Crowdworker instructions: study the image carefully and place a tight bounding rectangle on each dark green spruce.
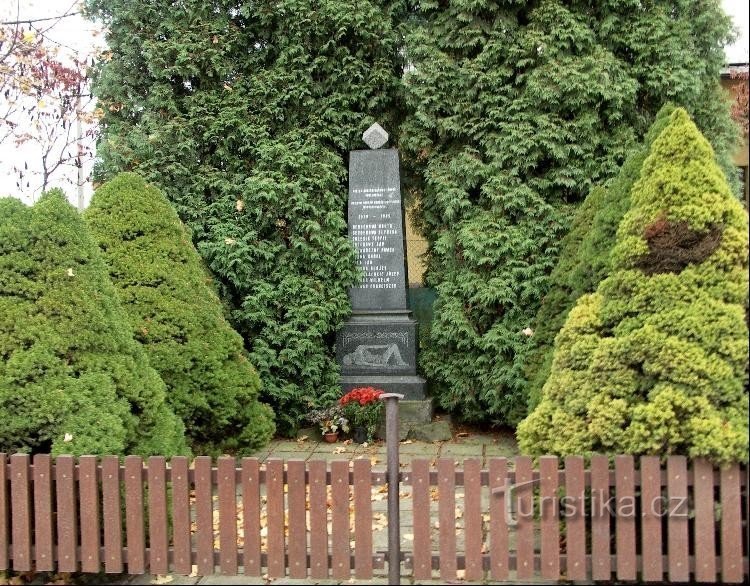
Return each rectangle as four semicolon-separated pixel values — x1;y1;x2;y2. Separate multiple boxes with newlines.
0;191;188;456
86;173;275;454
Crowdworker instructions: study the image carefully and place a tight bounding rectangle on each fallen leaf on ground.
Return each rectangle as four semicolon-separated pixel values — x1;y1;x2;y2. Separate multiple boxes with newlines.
150;576;173;585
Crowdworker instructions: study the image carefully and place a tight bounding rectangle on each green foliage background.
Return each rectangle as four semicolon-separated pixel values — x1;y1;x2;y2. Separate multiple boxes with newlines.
518;110;749;464
85;0;406;433
524;103;677;411
85;173;275;454
400;0;739;425
0;191;188;457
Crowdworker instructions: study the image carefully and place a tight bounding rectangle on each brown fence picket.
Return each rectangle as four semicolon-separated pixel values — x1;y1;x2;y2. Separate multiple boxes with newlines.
170;456;191;575
241;458;261;576
488;457;508;581
308;459;328;578
56;455;78;573
266;458;285;578
353;458;373;579
0;454;7;571
79;455;101;573
667;456;689;582
411;458;431;580
32;454;54;571
564;456;586;581
437;458;457;581
540;456;559;580
463;458;482;582
693;458;717;583
330;459;350;580
217;456;238;575
720;464;743;583
101;456;123;573
287;459;307;578
614;455;635;581
124;456;145;574
10;454;31;572
194;456;214;576
590;454;610;581
515;456;534;579
640;456;663;582
148;456;168;575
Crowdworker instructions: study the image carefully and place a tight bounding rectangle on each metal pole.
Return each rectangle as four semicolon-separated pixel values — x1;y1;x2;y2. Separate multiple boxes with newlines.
380;392;403;585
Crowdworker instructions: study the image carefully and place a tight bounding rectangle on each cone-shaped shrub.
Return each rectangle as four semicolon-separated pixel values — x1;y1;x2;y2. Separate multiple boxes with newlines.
86;173;275;453
0;191;188;456
524;104;677;411
518;109;749;464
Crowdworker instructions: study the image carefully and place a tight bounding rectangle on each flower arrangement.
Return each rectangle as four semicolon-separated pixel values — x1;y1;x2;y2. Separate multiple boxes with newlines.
307;405;350;436
339;387;384;443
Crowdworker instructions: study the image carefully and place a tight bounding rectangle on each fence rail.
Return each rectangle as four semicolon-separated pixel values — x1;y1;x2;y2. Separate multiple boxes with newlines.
1;452;748;583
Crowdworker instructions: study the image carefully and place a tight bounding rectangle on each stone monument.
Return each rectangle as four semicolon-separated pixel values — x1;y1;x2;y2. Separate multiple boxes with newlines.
336;123;434;437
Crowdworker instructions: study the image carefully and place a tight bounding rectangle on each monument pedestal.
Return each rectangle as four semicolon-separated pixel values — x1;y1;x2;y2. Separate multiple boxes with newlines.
337;309;427;400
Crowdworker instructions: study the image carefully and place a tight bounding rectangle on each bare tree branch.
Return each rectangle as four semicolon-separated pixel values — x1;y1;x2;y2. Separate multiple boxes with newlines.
1;12;82;27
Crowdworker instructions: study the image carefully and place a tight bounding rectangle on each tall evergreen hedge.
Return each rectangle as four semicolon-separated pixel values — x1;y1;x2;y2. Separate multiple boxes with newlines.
518;109;749;464
0;191;188;457
85;0;406;433
401;0;739;425
86;173;275;454
524;104;676;411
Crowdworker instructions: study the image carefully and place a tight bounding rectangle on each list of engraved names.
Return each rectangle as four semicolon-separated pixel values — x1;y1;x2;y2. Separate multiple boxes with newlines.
350;186;400;289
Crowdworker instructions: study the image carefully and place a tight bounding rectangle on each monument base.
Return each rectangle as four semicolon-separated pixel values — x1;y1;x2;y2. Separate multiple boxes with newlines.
341;374;427;400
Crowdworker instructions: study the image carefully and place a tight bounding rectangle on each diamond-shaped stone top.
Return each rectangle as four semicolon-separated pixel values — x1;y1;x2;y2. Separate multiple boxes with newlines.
362;123;389;149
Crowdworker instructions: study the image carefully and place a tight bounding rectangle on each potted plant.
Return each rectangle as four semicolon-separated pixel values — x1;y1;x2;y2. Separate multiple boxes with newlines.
339;387;384;443
307;405;350;442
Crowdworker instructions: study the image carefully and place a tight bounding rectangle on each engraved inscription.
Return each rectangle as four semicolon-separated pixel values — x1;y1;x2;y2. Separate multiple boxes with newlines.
350;186;401;290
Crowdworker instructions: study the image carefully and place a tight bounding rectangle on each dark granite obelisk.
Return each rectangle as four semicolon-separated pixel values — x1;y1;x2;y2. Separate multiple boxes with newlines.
336;124;428;407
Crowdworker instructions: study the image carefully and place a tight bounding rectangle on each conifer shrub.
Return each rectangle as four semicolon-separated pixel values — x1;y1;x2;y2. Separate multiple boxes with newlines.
401;0;738;426
525;104;676;411
0;191;188;457
85;0;405;433
518;110;749;464
86;173;275;453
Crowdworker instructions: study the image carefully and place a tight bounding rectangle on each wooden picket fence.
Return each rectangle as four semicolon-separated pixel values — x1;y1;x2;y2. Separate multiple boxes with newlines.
1;453;748;583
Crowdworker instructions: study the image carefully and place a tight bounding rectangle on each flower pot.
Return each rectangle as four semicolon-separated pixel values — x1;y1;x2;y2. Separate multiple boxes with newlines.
353;426;368;444
323;432;339;443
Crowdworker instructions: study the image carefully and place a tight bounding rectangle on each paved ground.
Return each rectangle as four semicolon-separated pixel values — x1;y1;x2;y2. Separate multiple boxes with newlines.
255;427;518;468
102;429;522;586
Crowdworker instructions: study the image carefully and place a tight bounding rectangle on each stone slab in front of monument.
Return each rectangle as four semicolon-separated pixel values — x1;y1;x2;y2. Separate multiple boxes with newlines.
336;123;433;433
